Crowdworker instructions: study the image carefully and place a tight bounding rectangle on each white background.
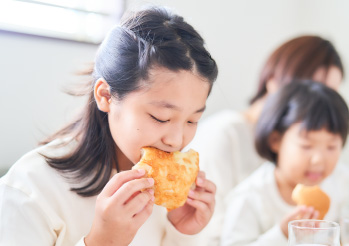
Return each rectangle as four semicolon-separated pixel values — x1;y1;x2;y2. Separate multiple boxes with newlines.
1;0;349;174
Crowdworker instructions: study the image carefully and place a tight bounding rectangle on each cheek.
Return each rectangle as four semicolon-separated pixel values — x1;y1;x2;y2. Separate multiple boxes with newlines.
324;150;341;174
279;159;304;174
183;125;197;147
278;143;298;164
278;145;308;175
107;111;145;159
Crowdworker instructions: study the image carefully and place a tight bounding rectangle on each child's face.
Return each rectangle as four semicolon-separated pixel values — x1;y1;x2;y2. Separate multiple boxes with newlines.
108;67;210;165
273;123;343;187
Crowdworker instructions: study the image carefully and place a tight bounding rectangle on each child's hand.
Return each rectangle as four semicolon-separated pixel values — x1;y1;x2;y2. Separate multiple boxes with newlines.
85;169;154;246
167;171;216;235
280;205;319;237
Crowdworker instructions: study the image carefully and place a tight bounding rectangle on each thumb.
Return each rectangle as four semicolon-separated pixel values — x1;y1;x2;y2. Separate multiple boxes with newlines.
280;206;307;237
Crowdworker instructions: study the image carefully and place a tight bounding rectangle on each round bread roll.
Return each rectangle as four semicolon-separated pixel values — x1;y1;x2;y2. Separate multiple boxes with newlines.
291;184;330;219
132;147;199;211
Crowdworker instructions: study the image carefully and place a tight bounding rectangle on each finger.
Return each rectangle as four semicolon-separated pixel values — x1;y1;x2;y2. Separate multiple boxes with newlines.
295;206;307;219
102;169;146;197
288;205;307;220
192;171;205;192
311;210;319;220
197;171;206;180
124;189;155;215
186;197;209;214
188;189;215;209
188;191;214;212
300;207;315;219
196;177;216;194
133;199;154;226
113;178;154;203
195;171;205;188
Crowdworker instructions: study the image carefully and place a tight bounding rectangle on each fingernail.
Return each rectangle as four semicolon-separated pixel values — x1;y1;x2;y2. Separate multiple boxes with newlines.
137;169;145;175
187;198;193;202
148;189;154;195
188;190;195;197
147;178;154;185
197;177;204;185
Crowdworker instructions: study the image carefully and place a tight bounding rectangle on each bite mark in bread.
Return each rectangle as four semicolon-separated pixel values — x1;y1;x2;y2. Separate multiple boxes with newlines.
132;147;199;211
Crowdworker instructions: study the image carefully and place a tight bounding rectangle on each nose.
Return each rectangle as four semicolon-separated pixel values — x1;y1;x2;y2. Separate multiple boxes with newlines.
162;124;184;150
310;150;325;167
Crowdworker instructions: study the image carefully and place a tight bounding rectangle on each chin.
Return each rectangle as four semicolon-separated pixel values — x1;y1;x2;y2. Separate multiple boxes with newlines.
303;178;323;186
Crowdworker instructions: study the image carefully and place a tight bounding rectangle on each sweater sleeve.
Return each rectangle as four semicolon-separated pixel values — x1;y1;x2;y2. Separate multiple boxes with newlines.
221;190;287;246
75;238;86;246
188;114;240;246
0;182;56;245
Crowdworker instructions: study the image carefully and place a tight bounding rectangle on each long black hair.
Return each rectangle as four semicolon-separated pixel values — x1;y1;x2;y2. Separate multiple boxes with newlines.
40;7;218;197
255;80;349;164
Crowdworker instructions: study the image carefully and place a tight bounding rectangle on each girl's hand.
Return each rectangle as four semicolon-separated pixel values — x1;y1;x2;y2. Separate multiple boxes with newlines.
167;171;216;235
280;205;319;237
85;169;155;246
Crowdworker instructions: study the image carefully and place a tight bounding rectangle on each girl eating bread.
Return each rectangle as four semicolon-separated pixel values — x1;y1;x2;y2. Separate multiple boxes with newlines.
0;6;218;246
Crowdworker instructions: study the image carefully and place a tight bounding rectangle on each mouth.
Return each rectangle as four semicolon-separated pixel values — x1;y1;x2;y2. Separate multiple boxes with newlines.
305;171;323;182
137;147;170;164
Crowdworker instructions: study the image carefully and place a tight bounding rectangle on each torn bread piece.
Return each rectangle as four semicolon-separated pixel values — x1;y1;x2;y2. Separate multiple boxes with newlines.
292;184;330;219
132;147;199;211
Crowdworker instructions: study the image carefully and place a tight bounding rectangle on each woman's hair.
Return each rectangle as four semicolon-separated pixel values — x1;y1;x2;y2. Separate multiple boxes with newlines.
255;80;349;164
40;6;218;197
250;35;344;104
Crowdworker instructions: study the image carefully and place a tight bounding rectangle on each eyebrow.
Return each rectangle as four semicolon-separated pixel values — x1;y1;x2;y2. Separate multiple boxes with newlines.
149;101;206;114
299;130;341;141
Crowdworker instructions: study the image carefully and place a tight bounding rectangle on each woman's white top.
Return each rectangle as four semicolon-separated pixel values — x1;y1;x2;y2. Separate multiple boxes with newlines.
0;140;203;245
187;109;264;245
221;162;349;246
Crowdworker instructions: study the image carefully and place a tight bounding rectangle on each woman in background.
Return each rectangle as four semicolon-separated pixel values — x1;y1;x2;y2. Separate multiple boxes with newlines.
188;35;344;245
221;80;349;245
0;6;218;246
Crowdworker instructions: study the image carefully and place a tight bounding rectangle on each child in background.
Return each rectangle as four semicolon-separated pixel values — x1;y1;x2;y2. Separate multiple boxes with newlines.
188;35;344;246
221;80;349;246
0;6;218;246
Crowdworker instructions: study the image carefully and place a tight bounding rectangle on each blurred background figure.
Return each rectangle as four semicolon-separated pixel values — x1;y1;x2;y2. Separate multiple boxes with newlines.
221;80;349;245
188;35;344;245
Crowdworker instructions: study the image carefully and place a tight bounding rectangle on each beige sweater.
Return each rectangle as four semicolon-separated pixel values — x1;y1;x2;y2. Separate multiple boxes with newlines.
222;162;349;246
0;140;202;246
187;109;264;246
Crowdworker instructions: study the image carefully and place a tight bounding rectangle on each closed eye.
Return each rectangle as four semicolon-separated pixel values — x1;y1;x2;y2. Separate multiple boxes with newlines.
301;145;311;150
188;121;198;125
150;114;169;123
327;145;338;151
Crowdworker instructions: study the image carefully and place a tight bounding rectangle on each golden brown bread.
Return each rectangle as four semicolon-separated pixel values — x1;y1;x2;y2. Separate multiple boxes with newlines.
132;147;199;211
291;184;330;219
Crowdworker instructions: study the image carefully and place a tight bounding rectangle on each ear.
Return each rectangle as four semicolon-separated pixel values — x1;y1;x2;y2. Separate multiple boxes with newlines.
94;78;112;113
268;131;282;153
266;77;279;94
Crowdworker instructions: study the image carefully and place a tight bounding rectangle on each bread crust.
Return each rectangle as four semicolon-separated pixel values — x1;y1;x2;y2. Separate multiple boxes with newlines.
291;184;330;219
132;147;199;211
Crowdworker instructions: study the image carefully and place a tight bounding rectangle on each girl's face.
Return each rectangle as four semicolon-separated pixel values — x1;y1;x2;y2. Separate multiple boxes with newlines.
273;123;343;187
107;67;210;166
